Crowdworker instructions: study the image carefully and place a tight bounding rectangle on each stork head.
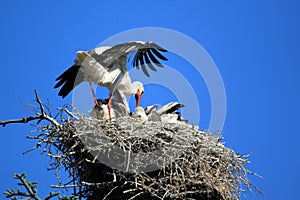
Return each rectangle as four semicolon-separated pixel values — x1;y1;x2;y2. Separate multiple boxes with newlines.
132;106;148;122
76;51;89;61
132;81;144;108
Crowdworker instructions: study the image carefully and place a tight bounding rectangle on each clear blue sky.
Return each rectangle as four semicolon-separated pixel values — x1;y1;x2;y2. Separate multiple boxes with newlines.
1;1;299;199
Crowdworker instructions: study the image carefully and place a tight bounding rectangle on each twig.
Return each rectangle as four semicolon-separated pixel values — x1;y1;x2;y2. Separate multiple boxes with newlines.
0;90;62;129
57;107;79;120
128;191;143;200
15;173;40;200
34;90;61;129
103;185;119;200
1;116;43;127
126;143;132;172
50;184;81;189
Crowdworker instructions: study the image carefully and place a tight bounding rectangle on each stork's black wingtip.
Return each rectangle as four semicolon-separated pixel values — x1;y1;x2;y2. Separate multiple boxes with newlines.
157;48;168;52
59;94;66;99
57;91;66;99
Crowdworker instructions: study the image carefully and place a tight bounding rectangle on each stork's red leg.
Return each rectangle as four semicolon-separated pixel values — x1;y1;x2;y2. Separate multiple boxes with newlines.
88;76;98;106
107;93;113;121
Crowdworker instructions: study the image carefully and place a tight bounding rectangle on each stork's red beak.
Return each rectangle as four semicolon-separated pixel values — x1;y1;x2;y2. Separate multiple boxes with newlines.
135;89;142;107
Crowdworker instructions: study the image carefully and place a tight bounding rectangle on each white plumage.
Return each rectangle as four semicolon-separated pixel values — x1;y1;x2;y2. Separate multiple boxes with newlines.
54;41;168;120
131;106;149;122
132;102;186;124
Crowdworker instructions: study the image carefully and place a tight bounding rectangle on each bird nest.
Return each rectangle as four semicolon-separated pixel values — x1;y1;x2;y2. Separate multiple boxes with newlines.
25;104;261;200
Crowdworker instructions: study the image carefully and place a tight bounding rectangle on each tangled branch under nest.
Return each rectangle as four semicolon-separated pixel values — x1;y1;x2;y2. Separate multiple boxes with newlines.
1;91;262;199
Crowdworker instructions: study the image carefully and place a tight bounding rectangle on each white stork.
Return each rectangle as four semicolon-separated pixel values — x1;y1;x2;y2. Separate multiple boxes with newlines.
132;102;186;123
54;41;168;120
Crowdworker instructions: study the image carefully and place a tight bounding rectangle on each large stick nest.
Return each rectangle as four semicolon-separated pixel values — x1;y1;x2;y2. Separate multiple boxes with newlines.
27;104;261;200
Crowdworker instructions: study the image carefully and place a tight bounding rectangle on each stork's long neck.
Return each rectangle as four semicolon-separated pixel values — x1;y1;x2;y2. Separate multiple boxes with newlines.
115;71;133;96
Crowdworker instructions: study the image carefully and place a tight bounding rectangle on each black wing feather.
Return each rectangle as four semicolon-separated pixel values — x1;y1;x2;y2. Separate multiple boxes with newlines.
138;51;150;77
133;50;141;70
165;103;185;114
147;49;164;68
144;51;157;72
150;43;168;52
150;48;168;61
54;64;84;98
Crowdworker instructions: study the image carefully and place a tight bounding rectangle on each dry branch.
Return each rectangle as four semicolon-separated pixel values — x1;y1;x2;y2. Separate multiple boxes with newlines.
0;90;61;129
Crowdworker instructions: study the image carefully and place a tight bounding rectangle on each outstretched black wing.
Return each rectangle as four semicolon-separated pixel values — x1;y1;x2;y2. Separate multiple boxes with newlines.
54;64;85;98
89;41;168;77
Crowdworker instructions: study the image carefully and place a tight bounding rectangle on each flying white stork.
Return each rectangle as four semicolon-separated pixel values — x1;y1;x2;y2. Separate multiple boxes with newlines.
54;41;168;120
